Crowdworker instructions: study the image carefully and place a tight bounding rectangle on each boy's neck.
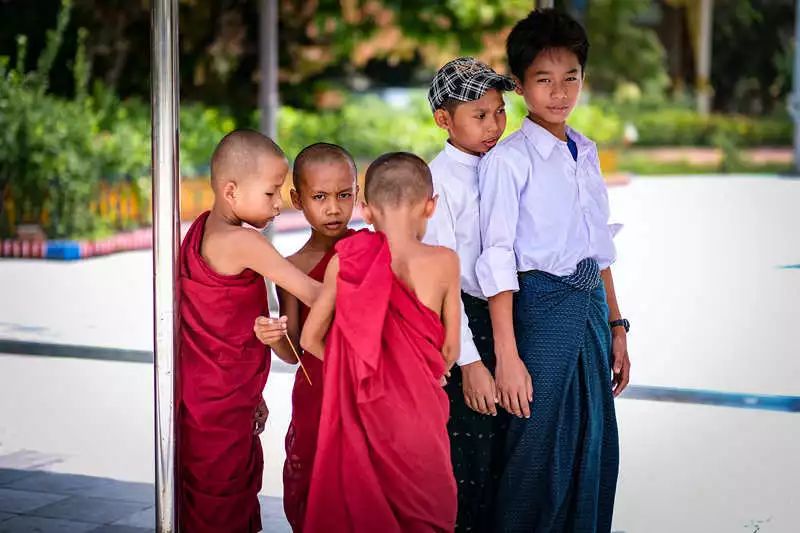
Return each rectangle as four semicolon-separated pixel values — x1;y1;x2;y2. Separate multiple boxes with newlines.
374;211;420;253
527;113;568;142
306;227;347;252
447;138;482;157
208;201;242;227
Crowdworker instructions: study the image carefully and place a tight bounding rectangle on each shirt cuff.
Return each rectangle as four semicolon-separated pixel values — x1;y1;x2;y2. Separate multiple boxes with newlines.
476;247;519;297
456;338;481;366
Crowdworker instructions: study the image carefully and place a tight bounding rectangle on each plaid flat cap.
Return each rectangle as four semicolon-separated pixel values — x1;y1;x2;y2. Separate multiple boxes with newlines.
427;57;516;112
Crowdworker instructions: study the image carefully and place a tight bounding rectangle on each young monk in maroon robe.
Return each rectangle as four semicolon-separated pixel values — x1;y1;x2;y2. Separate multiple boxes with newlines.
179;129;321;533
251;142;358;532
300;152;461;533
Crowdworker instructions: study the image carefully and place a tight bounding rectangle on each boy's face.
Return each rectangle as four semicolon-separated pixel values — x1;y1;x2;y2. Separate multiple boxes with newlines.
229;154;288;229
290;160;357;238
515;47;583;129
434;88;506;156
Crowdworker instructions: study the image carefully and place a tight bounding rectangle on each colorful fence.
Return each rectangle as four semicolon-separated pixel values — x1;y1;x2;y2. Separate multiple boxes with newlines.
1;155;628;260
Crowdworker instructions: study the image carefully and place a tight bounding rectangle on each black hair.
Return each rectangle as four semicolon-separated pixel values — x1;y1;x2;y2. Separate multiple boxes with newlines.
440;97;470;115
506;8;589;81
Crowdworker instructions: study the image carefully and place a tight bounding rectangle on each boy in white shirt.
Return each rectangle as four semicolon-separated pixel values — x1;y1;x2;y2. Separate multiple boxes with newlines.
476;9;631;532
423;57;516;533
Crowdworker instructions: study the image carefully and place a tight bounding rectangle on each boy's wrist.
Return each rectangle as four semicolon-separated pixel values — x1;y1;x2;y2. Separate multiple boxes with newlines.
494;340;519;360
460;360;487;373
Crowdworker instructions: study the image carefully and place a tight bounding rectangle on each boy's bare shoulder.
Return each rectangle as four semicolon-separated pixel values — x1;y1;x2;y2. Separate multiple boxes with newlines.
201;224;267;274
219;225;273;252
418;243;459;274
289;241;329;274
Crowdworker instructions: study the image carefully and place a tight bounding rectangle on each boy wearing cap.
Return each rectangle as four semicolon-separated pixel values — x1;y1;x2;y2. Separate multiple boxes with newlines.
424;57;516;533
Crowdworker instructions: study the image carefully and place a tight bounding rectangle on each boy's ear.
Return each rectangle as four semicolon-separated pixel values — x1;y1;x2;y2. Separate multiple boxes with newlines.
512;75;524;95
360;202;374;226
223;181;237;203
433;108;451;131
289;188;302;210
424;194;438;219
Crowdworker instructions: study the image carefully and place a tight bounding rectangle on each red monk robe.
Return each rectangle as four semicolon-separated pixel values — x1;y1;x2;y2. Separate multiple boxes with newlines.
304;230;457;533
283;229;355;532
178;211;269;533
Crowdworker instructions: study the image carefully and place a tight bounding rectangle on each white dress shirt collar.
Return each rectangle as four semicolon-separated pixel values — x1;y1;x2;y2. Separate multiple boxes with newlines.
444;140;481;168
520;117;594;160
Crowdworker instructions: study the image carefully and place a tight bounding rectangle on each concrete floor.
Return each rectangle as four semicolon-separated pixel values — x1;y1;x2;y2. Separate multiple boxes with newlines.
1;176;799;532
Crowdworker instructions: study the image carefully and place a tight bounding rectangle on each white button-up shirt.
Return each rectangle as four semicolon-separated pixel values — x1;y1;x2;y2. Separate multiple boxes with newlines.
476;118;621;297
423;142;483;367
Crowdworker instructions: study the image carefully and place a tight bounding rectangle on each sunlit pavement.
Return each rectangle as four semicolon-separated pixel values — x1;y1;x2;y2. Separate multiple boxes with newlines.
1;176;799;532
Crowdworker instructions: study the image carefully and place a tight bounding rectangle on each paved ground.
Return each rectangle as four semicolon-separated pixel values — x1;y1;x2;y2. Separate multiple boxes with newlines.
1;176;799;531
0;467;288;532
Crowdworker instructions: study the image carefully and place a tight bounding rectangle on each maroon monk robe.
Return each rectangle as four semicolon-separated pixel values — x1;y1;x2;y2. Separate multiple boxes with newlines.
283;229;355;532
304;230;457;533
178;211;269;533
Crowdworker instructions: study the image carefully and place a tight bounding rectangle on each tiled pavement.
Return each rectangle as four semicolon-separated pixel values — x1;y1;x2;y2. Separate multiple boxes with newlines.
0;468;290;533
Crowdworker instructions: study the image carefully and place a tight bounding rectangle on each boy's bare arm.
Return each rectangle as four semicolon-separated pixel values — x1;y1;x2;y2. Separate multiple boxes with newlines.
489;291;532;419
439;250;461;370
235;229;321;307
601;267;631;396
300;256;339;359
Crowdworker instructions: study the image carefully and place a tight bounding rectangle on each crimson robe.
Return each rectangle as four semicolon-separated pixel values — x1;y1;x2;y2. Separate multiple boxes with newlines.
283;230;355;532
304;230;457;533
178;211;269;532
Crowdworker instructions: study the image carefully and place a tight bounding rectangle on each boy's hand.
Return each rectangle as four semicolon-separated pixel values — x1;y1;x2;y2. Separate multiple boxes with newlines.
253;398;268;435
461;361;498;416
495;351;533;419
253;316;288;346
439;368;451;387
611;330;631;397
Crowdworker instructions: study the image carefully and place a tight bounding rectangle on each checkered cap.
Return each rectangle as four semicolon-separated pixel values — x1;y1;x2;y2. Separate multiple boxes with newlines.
428;57;516;112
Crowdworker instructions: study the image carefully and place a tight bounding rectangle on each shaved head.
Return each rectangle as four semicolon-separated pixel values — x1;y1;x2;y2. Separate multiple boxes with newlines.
210;129;286;190
293;143;357;191
364;152;433;208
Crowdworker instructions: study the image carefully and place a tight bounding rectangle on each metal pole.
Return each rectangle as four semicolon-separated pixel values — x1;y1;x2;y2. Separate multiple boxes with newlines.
791;0;800;173
151;0;180;531
696;0;714;115
259;0;278;139
259;0;280;313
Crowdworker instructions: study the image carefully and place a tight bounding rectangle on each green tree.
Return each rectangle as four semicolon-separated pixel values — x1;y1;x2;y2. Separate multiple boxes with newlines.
584;0;669;95
710;0;794;113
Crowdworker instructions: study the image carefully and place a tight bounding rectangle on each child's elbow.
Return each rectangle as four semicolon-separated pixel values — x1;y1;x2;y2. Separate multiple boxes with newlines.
442;343;459;367
299;330;322;359
299;330;313;354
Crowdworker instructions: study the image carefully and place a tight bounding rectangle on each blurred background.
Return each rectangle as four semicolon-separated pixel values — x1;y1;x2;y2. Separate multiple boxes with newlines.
0;1;798;532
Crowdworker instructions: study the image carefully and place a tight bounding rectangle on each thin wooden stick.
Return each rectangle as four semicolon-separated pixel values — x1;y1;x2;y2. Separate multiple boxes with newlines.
284;332;312;386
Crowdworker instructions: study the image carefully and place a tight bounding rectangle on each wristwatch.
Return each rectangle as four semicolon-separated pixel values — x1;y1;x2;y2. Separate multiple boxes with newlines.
609;318;630;333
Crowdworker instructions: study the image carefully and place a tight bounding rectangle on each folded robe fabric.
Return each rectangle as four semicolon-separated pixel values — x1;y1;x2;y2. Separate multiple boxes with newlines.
304;229;457;533
178;211;269;533
284;229;355;532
